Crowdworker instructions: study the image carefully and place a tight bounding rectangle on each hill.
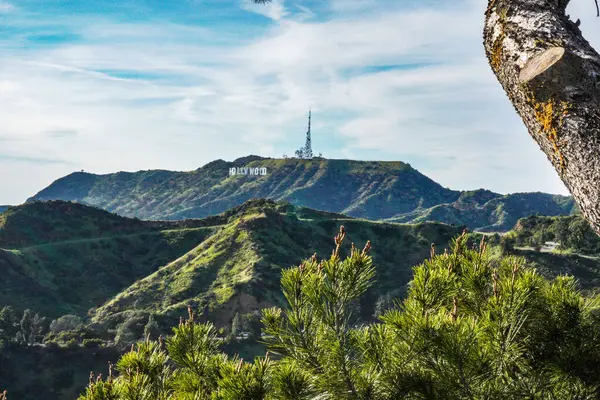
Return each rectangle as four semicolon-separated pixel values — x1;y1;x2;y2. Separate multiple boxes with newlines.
28;157;575;231
0;201;149;248
0;201;217;317
390;191;577;231
508;214;600;255
0;199;466;399
0;199;598;399
0;199;462;322
90;200;465;330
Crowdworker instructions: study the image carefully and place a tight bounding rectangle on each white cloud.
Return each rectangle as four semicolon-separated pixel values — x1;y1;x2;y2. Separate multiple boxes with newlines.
242;0;288;21
294;4;315;20
3;0;595;204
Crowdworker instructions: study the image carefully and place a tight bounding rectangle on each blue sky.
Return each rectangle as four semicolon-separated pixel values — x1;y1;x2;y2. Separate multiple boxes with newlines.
1;0;597;204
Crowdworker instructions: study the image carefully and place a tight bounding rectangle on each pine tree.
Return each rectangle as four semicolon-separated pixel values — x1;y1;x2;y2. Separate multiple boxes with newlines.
30;313;48;344
0;306;18;343
19;309;34;346
231;312;244;336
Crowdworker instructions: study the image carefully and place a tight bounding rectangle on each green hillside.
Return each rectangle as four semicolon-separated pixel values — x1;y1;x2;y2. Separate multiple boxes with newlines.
0;199;591;332
0;199;597;399
0;199;465;399
28;156;575;231
392;191;577;232
0;345;121;400
508;214;600;255
0;199;462;323
0;201;217;317
90;199;466;330
0;201;149;247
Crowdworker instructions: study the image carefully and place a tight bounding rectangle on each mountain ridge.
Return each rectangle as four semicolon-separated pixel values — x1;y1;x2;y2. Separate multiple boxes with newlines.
84;199;466;328
29;156;576;231
0;198;464;324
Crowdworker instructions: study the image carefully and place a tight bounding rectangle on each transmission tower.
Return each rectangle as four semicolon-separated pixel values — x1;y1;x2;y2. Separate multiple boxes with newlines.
293;108;315;159
303;108;313;159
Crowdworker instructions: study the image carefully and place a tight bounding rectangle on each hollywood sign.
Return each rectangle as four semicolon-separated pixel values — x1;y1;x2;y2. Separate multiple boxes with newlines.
229;167;268;176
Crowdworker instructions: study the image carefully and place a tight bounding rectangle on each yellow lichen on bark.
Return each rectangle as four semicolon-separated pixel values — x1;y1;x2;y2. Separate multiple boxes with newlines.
489;7;508;72
490;31;505;71
532;99;570;171
534;101;555;133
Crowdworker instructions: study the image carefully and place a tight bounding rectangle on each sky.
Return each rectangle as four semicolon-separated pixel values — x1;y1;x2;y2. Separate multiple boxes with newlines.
1;0;599;204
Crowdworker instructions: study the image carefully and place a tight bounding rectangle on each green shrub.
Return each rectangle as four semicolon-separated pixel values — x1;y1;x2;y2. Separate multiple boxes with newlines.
49;315;84;334
143;314;160;341
44;340;60;350
82;338;104;348
114;313;146;347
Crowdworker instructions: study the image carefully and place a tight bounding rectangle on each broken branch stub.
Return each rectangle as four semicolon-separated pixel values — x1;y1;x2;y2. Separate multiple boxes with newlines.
519;47;593;104
519;47;565;84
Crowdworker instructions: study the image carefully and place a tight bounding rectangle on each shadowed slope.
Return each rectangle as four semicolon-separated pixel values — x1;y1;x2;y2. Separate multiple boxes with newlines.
0;201;220;317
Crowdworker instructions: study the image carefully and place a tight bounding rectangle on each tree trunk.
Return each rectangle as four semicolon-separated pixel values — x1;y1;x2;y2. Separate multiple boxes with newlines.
483;0;600;235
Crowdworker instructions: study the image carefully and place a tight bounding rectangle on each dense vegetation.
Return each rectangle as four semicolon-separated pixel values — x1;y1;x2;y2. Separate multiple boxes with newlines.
509;214;600;255
0;305;124;399
0;200;598;398
29;156;575;231
77;229;600;399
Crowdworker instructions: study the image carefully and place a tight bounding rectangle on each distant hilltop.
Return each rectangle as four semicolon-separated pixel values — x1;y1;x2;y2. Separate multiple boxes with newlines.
28;156;576;231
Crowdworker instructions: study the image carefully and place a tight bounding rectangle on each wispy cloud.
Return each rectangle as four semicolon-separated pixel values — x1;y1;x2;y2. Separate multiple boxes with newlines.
45;129;79;138
0;1;15;12
1;0;595;204
0;152;74;165
242;0;288;20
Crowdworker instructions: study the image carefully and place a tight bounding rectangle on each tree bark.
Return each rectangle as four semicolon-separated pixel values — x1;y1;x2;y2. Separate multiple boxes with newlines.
483;0;600;235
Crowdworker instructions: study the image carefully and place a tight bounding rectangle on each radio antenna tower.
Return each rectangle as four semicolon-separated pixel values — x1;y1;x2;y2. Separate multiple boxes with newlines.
303;108;313;158
294;108;315;159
